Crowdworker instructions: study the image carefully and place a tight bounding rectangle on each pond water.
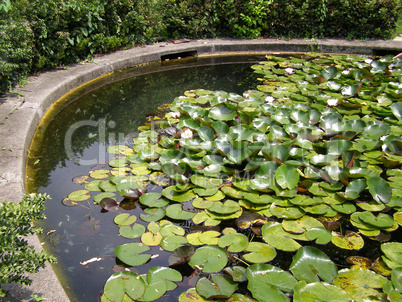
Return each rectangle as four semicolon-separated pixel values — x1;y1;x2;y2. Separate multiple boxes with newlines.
27;55;265;301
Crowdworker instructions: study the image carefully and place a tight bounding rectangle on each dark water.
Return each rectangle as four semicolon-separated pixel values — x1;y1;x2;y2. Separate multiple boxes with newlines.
27;55;263;301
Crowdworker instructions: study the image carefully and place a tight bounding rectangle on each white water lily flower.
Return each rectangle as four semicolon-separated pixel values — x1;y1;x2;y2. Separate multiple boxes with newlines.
364;58;373;64
170;111;181;119
285;67;294;74
342;70;350;75
399;83;402;89
265;96;275;103
327;98;338;106
380;135;388;141
181;128;193;139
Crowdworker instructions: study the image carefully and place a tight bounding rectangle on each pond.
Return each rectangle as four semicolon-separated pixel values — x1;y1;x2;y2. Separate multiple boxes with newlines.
26;54;265;301
27;53;402;302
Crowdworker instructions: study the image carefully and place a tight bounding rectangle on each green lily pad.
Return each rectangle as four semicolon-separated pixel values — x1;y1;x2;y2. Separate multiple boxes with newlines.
262;222;302;252
196;274;238;299
114;243;151;267
290;246;337;283
141;231;162;246
107;145;132;155
140;208;166;222
209;105;237;121
162;186;196;202
178;288;210;302
224;266;248;282
218;233;249;252
93;192;116;204
381;242;402;269
85;180;102;191
165;204;196;220
305;227;332;244
367;176;392;204
246;263;297;302
188;245;228;273
357;211;395;229
282;216;323;234
190;174;223;189
103;271;146;301
270;204;305;219
161;235;188;252
68;189;91;202
331;231;364;250
114;213;137;226
119;223;146;239
275;165;300;190
89;169;110;179
243;242;277;264
208;199;241;215
139;192;169;208
140;266;182;301
199;230;221;245
333;268;388;301
293;281;351;302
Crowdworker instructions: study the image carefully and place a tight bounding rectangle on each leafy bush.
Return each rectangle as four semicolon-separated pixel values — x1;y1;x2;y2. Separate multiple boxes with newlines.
0;0;400;94
0;193;56;297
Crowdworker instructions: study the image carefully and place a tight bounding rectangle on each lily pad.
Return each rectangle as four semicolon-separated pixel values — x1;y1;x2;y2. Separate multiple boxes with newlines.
103;271;146;301
114;243;151;267
262;222;302;252
114;213;137;226
305;227;332;244
331;231;364;250
289;246;337;283
196;274;238;299
139;192;169;208
246;264;297;302
367;176;392;204
140;208;166;222
243;242;277;264
161;235;188;252
333;268;388;301
166;204;196;220
68;189;91;202
293;281;351;302
188;245;228;273
119;223;146;239
218;233;249;252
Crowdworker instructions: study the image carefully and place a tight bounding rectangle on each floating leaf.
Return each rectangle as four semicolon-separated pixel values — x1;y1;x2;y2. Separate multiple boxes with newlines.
331;231;364;250
114;243;151;266
381;242;402;269
166;204;196;220
275;165;300;190
188;245;228;273
168;246;196;266
139;193;169;208
333;268;388;301
89;169;110;179
367;176;392;204
119;223;146;239
246;264;297;302
141;231;162;246
162;186;196;202
140;208;166;222
100;198;118;212
68;189;91;202
103;271;146;301
196;274;238;299
243;242;277;264
114;213;137;226
224;266;248;282
293;281;351;302
161;235;188;252
262;222;302;252
218;233;249;252
290;246;337;283
305;227;332;244
209;105;237;121
93;192;116;204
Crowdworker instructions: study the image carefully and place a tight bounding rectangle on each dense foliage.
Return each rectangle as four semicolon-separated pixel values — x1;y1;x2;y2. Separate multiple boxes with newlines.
0;0;400;94
0;193;56;297
63;53;402;301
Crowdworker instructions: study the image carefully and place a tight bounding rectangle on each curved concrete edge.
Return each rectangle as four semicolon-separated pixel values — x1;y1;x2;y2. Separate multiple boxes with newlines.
0;38;400;301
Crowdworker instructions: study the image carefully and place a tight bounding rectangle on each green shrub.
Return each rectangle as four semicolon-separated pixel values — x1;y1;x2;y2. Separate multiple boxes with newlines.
0;20;33;93
0;0;400;95
0;193;56;297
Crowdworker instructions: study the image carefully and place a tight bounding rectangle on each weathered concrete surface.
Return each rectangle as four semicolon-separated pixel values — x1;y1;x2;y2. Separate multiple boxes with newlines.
0;38;400;301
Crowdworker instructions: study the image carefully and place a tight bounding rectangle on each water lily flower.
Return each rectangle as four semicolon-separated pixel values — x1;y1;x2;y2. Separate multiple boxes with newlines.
380;135;388;141
327;98;338;107
265;96;275;103
342;70;350;75
170;111;181;119
181;128;193;139
285;67;294;74
399;83;402;89
364;58;373;64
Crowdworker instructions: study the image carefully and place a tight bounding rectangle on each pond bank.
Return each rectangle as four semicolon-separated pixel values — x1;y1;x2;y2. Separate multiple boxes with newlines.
0;38;401;302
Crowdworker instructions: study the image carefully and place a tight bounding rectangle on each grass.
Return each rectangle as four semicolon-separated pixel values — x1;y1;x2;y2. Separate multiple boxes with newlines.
397;12;402;36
